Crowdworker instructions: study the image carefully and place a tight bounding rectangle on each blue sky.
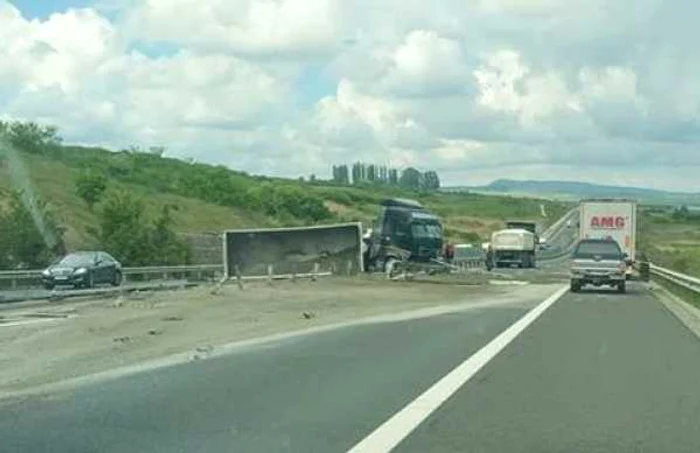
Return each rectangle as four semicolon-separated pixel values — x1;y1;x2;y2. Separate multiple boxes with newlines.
2;0;700;190
10;0;94;19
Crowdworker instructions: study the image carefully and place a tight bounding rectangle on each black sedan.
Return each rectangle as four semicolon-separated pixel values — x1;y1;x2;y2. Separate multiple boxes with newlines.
42;251;123;290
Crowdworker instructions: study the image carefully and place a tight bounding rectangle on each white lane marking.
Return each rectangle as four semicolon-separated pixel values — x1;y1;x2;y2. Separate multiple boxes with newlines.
347;285;569;453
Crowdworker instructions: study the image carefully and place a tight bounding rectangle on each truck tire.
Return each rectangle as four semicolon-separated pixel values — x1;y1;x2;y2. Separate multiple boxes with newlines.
384;258;400;278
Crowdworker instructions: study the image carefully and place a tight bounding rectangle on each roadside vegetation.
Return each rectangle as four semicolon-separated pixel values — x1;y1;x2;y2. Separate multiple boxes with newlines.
0;120;569;270
639;205;700;276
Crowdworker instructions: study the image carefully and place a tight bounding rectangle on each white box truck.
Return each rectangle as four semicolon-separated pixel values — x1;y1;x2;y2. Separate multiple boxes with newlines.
490;229;536;268
579;198;637;276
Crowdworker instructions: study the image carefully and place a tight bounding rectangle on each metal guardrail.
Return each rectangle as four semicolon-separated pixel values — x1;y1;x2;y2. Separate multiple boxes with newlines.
650;264;700;294
0;264;224;290
541;208;577;241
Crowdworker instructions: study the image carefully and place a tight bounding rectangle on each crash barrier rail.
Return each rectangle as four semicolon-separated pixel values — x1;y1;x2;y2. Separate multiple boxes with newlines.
538;238;579;261
649;263;700;294
0;264;224;290
452;258;486;271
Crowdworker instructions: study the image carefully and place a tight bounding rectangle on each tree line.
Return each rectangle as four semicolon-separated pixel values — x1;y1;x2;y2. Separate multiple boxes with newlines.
332;162;441;191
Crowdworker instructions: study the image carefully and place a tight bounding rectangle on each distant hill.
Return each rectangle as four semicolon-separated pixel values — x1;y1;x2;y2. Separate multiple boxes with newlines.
443;179;700;206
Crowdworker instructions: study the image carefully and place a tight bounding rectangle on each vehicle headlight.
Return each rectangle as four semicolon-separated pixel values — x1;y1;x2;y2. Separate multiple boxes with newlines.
42;269;51;276
74;267;88;275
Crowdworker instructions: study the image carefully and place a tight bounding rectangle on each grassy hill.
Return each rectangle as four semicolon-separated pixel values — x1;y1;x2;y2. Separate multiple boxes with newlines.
0;127;571;263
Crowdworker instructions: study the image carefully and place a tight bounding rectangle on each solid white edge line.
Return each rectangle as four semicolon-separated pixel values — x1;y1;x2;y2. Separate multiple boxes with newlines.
346;285;570;453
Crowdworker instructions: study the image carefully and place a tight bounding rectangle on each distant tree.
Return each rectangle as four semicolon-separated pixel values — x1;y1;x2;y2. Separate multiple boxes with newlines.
75;171;108;210
0;190;64;269
399;167;422;190
673;205;691;220
422;171;441;190
0;121;62;154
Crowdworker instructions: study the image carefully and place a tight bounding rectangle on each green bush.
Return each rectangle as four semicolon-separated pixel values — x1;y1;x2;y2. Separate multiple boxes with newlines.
94;189;191;266
0;190;65;269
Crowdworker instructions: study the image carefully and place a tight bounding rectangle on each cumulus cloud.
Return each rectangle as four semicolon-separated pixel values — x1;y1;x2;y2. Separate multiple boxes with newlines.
125;0;345;59
1;0;700;190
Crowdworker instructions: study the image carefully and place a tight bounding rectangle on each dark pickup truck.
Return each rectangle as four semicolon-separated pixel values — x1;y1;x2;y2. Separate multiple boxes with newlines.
570;238;628;293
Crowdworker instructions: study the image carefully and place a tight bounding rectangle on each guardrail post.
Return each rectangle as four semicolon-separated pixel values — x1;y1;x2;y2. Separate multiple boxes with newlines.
346;260;353;276
312;263;319;281
267;265;273;286
11;278;17;290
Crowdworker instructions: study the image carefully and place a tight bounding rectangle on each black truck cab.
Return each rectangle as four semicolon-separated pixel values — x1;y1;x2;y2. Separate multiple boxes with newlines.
364;198;444;272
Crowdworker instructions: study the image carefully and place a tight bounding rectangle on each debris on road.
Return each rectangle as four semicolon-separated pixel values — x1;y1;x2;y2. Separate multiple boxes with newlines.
162;315;184;322
0;278;559;395
191;345;215;361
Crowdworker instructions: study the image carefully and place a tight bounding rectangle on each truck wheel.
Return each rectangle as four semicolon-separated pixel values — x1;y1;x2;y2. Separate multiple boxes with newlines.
618;281;626;294
570;281;581;293
384;258;400;278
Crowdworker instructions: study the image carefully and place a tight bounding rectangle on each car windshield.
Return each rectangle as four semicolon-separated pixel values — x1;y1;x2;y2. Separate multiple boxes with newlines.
411;222;442;238
57;253;95;267
574;241;622;259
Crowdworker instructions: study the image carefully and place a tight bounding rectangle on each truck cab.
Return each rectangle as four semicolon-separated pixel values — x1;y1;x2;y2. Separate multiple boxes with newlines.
365;198;444;272
505;220;539;244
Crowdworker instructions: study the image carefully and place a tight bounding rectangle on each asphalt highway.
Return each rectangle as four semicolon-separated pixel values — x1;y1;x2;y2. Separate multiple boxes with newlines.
3;283;700;452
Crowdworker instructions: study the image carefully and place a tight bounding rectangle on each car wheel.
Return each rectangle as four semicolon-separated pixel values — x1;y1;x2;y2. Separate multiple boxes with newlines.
85;272;95;289
618;281;626;294
112;271;123;287
44;283;55;291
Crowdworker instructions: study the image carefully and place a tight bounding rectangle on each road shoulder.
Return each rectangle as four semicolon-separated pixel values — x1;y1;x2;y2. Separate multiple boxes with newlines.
652;282;700;338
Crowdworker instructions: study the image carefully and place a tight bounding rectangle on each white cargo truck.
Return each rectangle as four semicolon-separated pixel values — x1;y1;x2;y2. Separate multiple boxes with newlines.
579;198;637;276
490;229;536;268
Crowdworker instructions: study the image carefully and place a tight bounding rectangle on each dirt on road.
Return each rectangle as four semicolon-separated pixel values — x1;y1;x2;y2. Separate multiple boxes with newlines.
0;276;562;397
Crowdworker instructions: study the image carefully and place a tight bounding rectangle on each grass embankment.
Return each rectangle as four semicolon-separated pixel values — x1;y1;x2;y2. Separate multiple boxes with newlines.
0;146;570;251
639;207;700;277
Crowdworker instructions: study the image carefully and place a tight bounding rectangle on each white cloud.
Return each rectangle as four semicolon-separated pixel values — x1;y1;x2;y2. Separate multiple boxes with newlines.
126;0;344;58
0;4;117;92
381;30;470;97
2;0;700;190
